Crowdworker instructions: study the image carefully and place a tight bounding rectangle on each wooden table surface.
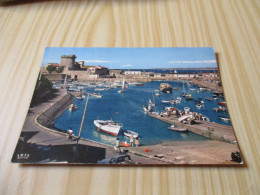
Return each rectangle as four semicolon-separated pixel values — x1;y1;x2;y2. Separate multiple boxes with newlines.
0;0;259;194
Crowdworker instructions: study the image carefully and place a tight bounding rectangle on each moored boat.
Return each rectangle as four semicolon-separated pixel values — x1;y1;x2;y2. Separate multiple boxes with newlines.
91;93;103;98
218;101;226;106
159;83;172;93
161;100;171;104
168;125;188;132
136;83;144;86
124;130;139;138
68;104;77;112
218;116;230;121
120;141;130;147
94;120;122;136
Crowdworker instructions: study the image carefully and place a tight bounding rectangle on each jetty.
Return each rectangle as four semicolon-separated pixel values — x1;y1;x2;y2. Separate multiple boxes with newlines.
148;113;237;144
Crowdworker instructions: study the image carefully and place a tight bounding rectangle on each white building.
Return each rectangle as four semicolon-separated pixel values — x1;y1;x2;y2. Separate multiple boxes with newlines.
124;71;142;75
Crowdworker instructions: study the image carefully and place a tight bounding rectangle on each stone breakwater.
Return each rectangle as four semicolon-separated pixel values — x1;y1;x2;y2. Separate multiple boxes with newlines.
37;93;74;127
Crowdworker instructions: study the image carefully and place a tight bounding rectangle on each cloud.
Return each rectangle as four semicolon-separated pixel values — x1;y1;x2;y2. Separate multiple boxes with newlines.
84;60;111;63
121;64;134;67
168;60;216;64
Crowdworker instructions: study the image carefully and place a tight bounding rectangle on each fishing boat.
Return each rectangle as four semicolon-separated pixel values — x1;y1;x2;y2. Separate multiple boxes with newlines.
68;104;77;112
118;78;126;93
124;130;139;138
136;83;144;86
218;101;226;106
159;83;172;93
168;125;188;132
94;120;122;136
218;116;230;121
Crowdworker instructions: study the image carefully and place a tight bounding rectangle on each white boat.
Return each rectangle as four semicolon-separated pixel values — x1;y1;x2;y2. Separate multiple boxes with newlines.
94;120;122;136
124;130;139;138
143;99;155;113
161;100;171;104
218;116;230;121
118;78;126;93
75;95;85;100
68;104;77;112
95;88;105;91
168;125;188;132
184;107;190;113
196;104;202;109
178;114;192;122
155;93;160;96
91;93;103;98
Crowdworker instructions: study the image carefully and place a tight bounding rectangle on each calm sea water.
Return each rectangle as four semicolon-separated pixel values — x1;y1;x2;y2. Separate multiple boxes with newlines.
54;81;230;146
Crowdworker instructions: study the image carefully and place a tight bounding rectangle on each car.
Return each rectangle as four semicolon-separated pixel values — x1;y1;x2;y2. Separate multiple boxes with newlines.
97;154;134;164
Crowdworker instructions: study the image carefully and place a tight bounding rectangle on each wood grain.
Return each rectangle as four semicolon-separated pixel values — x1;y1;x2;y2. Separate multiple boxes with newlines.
0;0;259;194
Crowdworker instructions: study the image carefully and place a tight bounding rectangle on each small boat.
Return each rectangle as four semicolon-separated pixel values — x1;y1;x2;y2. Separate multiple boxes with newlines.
95;88;105;91
91;93;103;98
213;106;227;112
120;141;130;147
155;93;160;96
94;120;122;136
136;83;144;86
75;95;85;100
185;96;194;101
176;97;181;101
68;104;77;112
205;97;213;101
173;87;180;90
162;100;171;104
200;100;205;105
218;101;226;106
124;130;139;138
218;116;230;121
184;107;190;113
143;99;155;113
185;93;192;97
190;88;196;91
168;125;188;132
196;104;202;109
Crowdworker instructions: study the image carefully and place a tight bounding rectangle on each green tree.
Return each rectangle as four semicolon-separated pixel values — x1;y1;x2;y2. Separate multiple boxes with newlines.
46;65;57;73
57;66;65;73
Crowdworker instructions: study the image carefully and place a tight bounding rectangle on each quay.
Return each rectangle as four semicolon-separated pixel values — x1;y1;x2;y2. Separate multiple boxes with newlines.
148;113;237;144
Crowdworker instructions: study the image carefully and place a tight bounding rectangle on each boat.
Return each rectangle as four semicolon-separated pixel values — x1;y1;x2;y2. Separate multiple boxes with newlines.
185;96;194;101
124;130;139;138
200;100;205;105
184;107;190;113
168;125;188;132
75;95;85;100
176;97;181;101
155;93;160;96
190;88;196;91
159;83;172;93
205;97;213;101
91;93;103;98
136;83;144;86
218;101;226;106
218;116;230;121
213;106;227;112
196;104;202;109
94;120;122;136
118;78;126;93
173;87;180;90
143;99;155;113
68;104;77;112
120;141;130;147
161;100;171;104
94;88;105;91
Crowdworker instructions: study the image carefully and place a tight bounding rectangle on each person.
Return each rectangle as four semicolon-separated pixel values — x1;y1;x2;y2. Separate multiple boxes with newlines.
135;138;139;147
130;135;134;147
67;127;73;141
116;137;120;148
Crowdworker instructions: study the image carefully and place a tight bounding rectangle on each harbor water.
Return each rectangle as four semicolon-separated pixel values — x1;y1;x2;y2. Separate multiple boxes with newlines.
54;81;230;146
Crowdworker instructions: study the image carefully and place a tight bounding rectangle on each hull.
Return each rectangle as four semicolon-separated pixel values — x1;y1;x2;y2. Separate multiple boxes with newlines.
218;102;226;106
124;130;138;138
94;120;121;136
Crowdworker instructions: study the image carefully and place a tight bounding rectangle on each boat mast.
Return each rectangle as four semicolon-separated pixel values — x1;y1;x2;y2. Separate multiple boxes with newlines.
77;93;90;138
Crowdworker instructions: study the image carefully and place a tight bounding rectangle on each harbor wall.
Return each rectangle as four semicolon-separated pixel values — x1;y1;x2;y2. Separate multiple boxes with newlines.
37;93;74;127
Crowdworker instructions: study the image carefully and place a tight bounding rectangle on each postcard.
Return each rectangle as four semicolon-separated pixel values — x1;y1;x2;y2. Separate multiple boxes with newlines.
12;47;243;165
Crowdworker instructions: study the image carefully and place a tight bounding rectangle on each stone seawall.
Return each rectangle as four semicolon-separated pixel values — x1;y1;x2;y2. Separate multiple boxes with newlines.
37;93;74;127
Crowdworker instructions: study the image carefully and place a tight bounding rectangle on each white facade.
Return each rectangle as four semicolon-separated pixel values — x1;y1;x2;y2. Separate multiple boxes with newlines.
124;71;142;75
90;74;99;79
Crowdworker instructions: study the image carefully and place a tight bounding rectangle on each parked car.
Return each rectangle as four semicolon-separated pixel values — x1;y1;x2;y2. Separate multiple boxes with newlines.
97;154;134;164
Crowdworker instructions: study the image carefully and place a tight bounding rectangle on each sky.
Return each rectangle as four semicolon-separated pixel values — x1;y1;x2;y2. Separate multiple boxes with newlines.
42;47;217;69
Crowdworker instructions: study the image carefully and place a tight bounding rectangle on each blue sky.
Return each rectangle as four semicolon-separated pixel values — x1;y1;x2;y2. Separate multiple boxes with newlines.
42;47;217;69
